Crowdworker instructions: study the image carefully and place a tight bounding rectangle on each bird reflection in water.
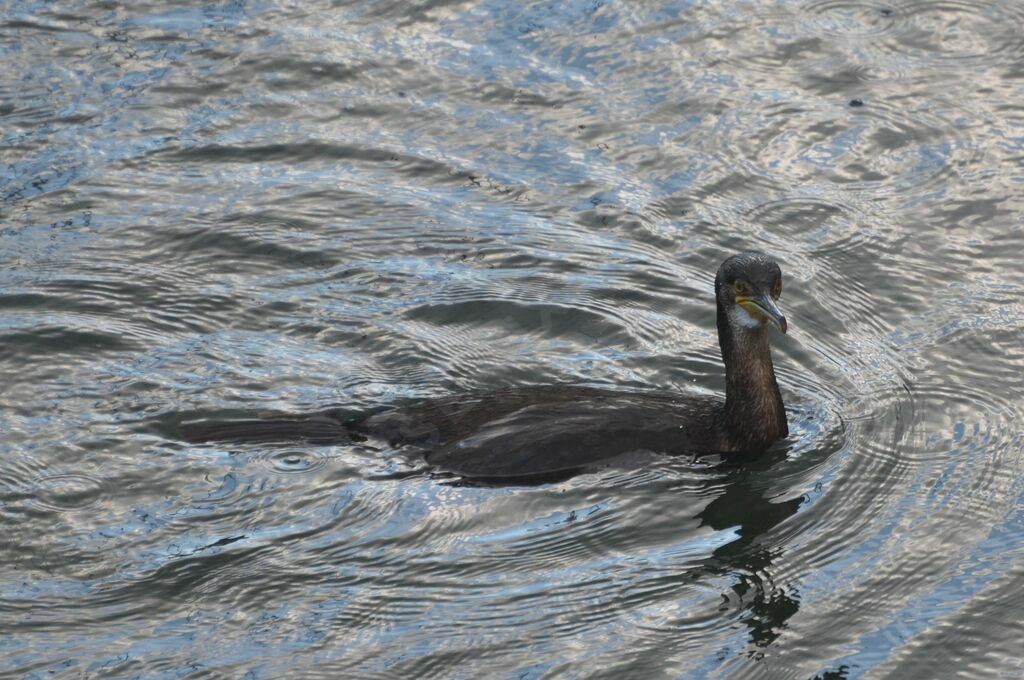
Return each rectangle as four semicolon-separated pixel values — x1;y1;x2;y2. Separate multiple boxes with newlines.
698;449;803;655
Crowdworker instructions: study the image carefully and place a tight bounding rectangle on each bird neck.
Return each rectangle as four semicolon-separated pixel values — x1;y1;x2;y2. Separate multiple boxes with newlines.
716;307;787;452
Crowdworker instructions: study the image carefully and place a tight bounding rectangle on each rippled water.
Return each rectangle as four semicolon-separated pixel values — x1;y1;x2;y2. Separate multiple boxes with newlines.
3;0;1024;677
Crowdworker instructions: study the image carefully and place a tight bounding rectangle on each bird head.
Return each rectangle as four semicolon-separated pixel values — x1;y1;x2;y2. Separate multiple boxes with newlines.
715;252;787;335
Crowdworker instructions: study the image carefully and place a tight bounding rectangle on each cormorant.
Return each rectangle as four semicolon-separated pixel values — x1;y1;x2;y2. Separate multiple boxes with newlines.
181;252;789;480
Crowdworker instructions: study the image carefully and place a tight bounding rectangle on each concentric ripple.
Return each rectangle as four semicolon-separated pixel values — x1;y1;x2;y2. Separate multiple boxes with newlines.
800;0;1024;68
25;471;109;512
705;95;980;201
798;0;907;38
885;1;1024;66
257;448;330;474
743;196;880;257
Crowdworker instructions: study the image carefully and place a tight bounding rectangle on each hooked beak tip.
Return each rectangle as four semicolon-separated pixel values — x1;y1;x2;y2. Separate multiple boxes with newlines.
741;294;787;334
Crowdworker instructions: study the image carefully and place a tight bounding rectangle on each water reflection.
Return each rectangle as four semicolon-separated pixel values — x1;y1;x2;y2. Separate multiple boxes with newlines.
697;450;804;653
3;0;1024;676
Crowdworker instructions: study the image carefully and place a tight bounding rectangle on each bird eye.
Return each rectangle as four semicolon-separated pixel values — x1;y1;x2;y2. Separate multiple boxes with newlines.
734;281;748;295
772;280;781;299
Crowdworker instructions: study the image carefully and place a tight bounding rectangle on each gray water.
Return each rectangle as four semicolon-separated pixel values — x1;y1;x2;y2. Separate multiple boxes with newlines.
2;0;1024;677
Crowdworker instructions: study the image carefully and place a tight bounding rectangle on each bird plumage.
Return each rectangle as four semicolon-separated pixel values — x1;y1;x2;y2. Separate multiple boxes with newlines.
181;252;790;480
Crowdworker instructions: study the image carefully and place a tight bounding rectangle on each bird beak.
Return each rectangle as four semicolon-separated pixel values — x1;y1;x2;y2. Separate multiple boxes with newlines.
738;293;788;334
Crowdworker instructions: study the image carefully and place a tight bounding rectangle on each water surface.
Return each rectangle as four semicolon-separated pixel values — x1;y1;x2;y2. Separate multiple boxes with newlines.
2;0;1024;677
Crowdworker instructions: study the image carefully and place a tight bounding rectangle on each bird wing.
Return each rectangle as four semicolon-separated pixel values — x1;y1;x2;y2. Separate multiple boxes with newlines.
423;396;714;479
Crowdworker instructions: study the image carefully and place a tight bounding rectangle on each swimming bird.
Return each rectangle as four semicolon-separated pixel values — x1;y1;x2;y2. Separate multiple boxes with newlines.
181;252;789;481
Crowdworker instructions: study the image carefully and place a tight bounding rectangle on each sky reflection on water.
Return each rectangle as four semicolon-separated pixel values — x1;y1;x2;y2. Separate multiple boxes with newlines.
2;0;1024;677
